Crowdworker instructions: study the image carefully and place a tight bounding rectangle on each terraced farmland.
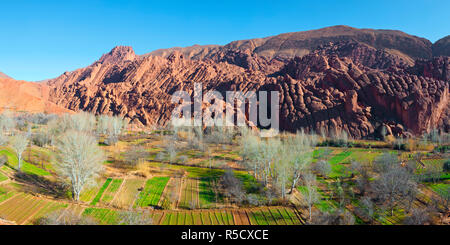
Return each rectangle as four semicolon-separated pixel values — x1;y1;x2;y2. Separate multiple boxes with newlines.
0;149;51;176
134;176;170;208
159;177;182;209
111;179;145;209
0;192;68;225
100;179;124;205
179;178;199;209
81;206;303;225
90;178;112;206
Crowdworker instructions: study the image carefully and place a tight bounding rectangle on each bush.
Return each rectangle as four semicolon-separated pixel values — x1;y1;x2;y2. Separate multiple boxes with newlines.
31;131;51;147
444;160;450;172
0;155;7;167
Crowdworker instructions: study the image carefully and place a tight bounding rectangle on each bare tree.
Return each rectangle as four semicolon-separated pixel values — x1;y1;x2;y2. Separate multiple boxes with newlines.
0;132;7;146
350;161;372;196
123;145;150;167
97;115;128;145
118;210;153;225
372;164;416;216
309;208;355;225
220;169;245;204
0;110;16;135
303;172;320;221
315;160;332;178
10;133;29;171
285;131;315;193
402;208;431;225
70;112;96;133
355;196;375;224
35;210;98;225
55;131;105;201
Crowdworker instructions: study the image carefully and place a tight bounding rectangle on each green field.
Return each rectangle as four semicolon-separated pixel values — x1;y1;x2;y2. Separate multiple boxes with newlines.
0;149;51;176
134;177;170;207
90;178;112;206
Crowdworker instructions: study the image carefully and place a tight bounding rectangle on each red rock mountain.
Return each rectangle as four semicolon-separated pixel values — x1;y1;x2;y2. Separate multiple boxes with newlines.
15;25;450;138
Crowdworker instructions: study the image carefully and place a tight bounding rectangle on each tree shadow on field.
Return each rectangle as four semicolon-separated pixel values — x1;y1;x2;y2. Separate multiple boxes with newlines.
13;172;69;199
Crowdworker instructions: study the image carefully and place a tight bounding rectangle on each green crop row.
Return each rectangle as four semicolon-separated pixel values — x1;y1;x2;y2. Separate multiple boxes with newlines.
134;177;170;207
90;178;112;206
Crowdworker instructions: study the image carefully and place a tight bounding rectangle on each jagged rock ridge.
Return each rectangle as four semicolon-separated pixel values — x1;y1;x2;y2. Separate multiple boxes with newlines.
45;26;449;138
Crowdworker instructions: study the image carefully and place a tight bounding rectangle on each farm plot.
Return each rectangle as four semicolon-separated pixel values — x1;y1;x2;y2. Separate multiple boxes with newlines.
83;208;119;225
429;182;450;199
100;179;124;205
246;207;300;225
0;171;8;182
90;178;112;206
0;149;51;176
134;177;170;208
159;177;182;209
26;201;70;224
0;186;15;204
23;146;55;172
111;179;145;209
178;178;199;209
199;177;221;208
0;192;68;225
79;179;106;203
346;149;382;163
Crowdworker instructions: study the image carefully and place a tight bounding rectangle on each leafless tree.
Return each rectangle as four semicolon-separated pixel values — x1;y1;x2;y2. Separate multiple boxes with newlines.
54;130;105;201
97;115;128;145
315;160;332;178
0;155;7;168
220;169;245;204
0;132;7;146
402;208;431;225
372;164;416;216
70;112;96;133
303;172;320;221
285;131;316;193
350;161;372;196
123;145;150;167
118;210;153;225
36;210;98;225
0;110;16;135
355;196;375;224
309;208;355;225
10;133;29;171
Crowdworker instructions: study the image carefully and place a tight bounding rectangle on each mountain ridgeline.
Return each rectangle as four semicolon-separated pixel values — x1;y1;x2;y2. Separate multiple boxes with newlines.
9;25;450;139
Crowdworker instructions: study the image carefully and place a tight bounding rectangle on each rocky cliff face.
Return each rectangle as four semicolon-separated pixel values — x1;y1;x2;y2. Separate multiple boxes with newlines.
45;26;449;138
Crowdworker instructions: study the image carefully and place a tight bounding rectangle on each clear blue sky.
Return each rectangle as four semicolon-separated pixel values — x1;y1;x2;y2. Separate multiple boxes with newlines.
1;0;449;81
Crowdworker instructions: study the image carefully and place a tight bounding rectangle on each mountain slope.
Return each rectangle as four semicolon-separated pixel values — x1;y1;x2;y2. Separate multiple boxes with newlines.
145;25;433;61
0;78;72;114
433;35;450;57
46;29;450;138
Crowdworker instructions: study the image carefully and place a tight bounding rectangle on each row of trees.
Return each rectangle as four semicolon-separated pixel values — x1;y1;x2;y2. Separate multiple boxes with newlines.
239;129;317;200
0;111;128;202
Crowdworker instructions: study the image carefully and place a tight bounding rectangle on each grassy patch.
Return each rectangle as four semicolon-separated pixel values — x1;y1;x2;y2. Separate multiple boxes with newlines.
134;177;170;207
90;178;112;206
0;149;50;176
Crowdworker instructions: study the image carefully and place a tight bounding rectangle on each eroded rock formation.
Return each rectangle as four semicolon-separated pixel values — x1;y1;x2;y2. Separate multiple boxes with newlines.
36;26;450;138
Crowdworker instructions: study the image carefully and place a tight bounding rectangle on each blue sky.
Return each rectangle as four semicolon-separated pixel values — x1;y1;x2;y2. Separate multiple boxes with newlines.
0;0;449;81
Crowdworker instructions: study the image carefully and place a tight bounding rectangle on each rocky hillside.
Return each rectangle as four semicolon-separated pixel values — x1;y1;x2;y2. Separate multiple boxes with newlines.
45;26;449;138
146;25;432;61
433;35;450;57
